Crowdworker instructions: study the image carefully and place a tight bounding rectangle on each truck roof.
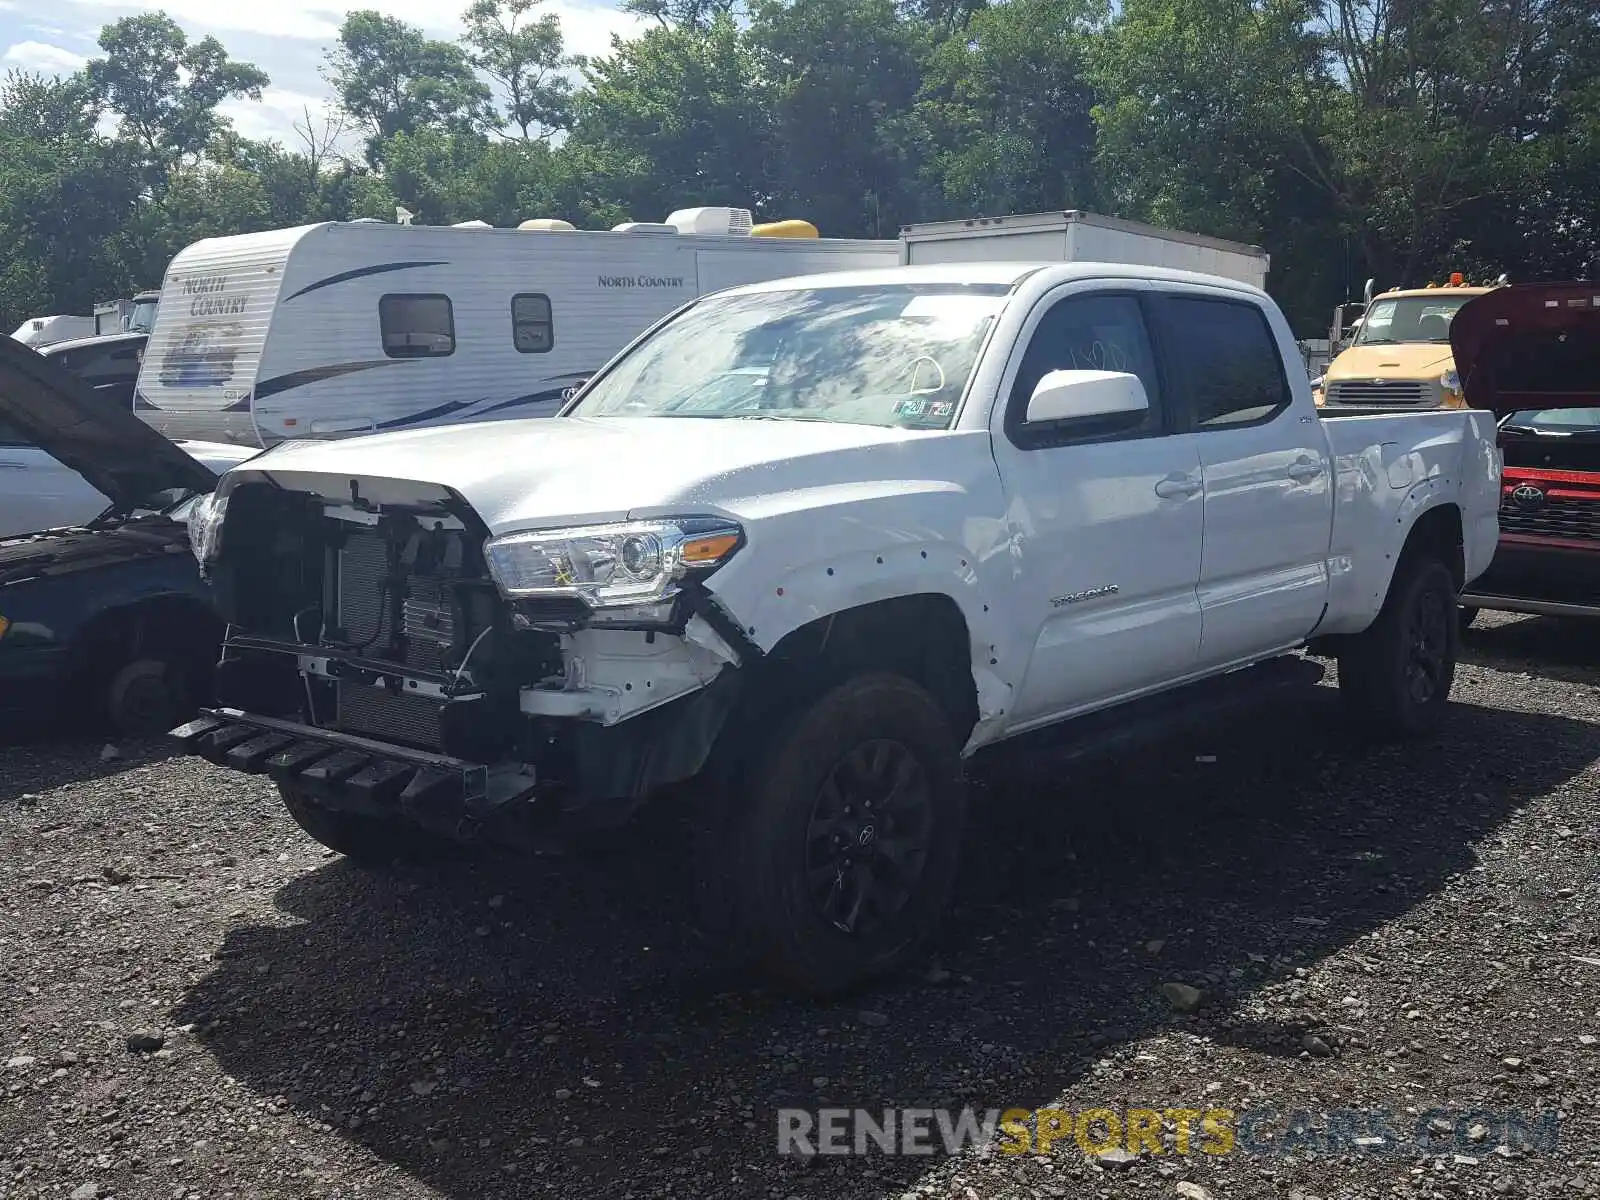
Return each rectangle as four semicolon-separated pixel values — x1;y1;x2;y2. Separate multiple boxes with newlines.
1376;286;1497;301
712;261;1273;299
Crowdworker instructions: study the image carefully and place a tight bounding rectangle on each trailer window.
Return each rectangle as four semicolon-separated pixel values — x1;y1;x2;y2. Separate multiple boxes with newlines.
379;294;455;358
512;293;554;354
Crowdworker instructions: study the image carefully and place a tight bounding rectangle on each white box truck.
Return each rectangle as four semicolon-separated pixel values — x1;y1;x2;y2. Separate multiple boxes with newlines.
900;210;1270;290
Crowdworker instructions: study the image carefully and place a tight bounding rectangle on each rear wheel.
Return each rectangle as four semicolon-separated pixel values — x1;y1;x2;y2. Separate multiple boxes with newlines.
278;784;449;865
1337;554;1459;737
711;673;967;996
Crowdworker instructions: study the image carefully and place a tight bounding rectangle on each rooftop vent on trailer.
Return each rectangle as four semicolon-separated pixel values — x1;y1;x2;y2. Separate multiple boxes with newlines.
612;221;679;234
664;207;754;236
453;220;493;229
518;218;578;231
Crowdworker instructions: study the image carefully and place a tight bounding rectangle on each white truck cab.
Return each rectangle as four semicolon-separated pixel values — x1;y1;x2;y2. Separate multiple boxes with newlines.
172;262;1504;994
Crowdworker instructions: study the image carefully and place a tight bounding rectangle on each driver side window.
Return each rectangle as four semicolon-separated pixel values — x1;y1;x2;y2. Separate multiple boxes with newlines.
1007;292;1163;444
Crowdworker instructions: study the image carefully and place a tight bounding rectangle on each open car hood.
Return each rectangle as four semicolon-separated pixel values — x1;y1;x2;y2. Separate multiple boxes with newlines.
0;331;216;511
1451;283;1600;416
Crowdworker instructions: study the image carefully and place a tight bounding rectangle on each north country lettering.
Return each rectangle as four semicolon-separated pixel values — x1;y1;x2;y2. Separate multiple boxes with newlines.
598;275;687;288
181;274;249;316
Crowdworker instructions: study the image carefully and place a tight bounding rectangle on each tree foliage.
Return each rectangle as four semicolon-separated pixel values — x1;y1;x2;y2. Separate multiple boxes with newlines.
0;0;1597;334
85;13;269;161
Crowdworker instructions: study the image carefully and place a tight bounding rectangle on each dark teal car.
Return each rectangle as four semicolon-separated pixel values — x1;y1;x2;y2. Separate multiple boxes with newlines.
0;335;229;737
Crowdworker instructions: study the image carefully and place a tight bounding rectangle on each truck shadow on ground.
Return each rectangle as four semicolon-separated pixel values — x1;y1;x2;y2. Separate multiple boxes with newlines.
1461;612;1600;686
173;689;1600;1199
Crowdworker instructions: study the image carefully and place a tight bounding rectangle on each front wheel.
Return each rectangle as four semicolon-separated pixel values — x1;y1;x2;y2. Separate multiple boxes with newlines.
715;673;967;996
1337;554;1459;738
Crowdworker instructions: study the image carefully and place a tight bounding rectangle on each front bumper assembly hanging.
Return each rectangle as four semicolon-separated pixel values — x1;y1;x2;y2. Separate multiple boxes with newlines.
169;708;524;834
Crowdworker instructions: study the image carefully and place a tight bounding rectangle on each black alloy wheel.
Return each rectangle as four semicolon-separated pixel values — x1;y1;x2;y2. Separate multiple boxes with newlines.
803;738;934;937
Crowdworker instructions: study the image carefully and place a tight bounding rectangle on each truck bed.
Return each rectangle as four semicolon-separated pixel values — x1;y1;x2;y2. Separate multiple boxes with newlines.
1317;408;1502;636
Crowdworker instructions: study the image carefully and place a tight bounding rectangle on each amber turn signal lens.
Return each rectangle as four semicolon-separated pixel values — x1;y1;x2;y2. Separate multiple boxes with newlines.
682;532;740;564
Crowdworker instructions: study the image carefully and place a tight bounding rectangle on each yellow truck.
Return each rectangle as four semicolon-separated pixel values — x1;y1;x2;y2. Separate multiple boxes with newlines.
1315;272;1505;413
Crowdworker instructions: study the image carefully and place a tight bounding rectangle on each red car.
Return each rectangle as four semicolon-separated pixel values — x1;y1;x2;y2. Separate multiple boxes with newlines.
1452;283;1600;623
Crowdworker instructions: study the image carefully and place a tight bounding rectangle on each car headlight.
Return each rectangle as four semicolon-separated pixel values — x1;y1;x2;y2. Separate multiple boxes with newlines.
186;490;228;565
1441;369;1465;407
483;518;743;607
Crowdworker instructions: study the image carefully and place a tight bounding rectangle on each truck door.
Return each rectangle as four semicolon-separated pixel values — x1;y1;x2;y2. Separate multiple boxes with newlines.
1148;290;1333;667
988;285;1205;722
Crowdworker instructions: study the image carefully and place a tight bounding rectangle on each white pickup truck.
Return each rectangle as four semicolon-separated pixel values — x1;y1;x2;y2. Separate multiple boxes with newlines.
172;262;1503;994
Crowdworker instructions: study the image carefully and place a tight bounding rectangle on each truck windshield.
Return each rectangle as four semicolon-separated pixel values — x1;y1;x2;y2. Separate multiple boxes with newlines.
127;298;159;334
568;283;1009;429
1503;408;1600;435
1354;296;1471;345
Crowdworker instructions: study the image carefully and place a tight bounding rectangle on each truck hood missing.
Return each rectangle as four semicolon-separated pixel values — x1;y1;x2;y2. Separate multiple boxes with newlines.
223;415;969;534
1451;283;1600;416
0;332;219;512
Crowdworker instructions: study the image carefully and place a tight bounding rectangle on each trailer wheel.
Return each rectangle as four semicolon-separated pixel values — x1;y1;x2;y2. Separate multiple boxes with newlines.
1337;554;1459;738
711;672;966;996
278;784;449;866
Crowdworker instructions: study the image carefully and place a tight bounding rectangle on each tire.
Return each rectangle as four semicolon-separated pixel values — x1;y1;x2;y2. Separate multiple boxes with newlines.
1337;554;1459;738
105;656;196;738
1458;606;1479;633
711;672;967;996
277;783;449;865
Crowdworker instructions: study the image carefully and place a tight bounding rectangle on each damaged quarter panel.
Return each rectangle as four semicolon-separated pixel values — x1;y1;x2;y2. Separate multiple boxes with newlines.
1315;408;1502;635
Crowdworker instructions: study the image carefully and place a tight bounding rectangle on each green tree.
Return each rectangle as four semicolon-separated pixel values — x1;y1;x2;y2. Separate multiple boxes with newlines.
326;10;494;158
463;0;574;139
904;0;1104;219
568;17;778;219
85;13;269;162
0;69;102;145
750;0;926;236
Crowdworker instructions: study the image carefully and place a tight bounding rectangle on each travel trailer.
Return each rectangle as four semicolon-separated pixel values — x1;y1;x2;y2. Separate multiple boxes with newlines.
134;208;903;447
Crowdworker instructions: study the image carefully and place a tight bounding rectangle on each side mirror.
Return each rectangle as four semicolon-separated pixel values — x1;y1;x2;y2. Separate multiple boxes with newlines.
1026;370;1149;424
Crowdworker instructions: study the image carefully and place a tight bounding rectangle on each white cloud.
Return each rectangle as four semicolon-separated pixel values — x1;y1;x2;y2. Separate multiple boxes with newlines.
218;87;332;142
2;38;88;73
60;0;643;56
0;1;648;145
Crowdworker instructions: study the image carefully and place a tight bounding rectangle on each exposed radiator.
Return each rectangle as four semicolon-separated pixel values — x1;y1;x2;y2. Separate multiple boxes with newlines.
334;529;458;674
335;681;444;750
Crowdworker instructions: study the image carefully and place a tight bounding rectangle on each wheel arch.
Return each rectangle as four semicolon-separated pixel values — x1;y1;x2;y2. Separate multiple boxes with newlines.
62;592;225;699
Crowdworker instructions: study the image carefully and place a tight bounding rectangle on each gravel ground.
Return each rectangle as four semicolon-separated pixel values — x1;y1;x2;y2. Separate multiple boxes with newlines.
3;609;1599;1200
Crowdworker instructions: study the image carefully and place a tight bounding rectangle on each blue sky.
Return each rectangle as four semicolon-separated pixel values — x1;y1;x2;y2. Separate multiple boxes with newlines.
0;0;647;146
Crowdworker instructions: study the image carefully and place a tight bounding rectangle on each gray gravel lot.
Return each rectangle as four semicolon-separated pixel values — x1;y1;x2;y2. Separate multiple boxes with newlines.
3;610;1599;1200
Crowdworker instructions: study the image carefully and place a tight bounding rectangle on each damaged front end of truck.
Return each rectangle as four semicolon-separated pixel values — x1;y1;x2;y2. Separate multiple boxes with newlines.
171;466;761;846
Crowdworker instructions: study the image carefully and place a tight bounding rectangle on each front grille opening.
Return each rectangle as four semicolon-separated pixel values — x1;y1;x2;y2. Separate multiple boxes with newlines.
1500;493;1600;542
1327;380;1433;406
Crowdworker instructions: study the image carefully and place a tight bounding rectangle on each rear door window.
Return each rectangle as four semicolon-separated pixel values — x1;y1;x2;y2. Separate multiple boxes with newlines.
1152;295;1291;429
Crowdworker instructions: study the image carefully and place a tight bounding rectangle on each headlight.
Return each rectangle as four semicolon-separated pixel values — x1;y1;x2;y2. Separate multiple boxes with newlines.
483;518;743;607
186;490;228;565
1441;369;1465;407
